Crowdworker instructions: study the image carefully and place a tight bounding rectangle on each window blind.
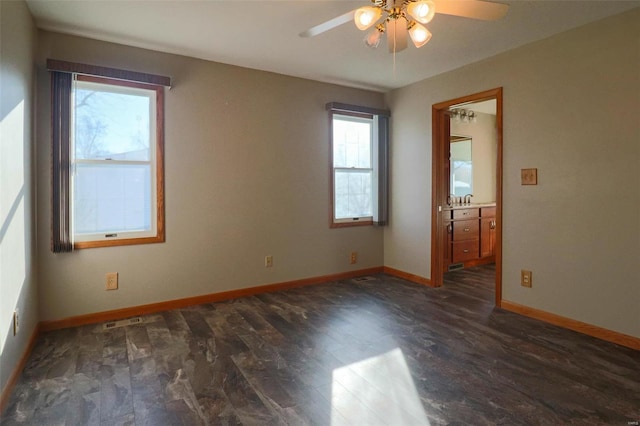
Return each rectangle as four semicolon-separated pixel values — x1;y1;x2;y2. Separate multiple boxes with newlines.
51;71;73;252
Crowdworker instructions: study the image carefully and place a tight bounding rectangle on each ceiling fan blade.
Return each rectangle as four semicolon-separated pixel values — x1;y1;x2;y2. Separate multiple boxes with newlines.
433;0;509;21
299;10;356;38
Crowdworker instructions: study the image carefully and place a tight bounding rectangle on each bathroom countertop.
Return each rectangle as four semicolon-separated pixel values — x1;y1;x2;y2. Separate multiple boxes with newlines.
443;202;496;210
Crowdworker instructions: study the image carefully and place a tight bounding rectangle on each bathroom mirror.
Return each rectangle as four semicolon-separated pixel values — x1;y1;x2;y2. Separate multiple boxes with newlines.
450;136;472;197
448;103;497;204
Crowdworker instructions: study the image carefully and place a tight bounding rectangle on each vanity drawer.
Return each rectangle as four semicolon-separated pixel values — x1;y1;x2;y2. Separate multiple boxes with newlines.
453;208;479;220
453;219;479;241
481;206;496;217
453;240;479;262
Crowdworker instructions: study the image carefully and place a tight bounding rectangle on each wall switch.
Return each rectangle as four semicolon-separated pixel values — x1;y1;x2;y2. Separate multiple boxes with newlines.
521;168;538;185
265;256;273;268
106;272;118;290
350;252;358;264
521;270;532;288
13;310;19;336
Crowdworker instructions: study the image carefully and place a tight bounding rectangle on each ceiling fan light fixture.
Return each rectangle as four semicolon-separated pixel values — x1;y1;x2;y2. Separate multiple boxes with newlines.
407;0;436;24
408;21;432;48
354;6;382;31
300;0;510;56
364;24;385;48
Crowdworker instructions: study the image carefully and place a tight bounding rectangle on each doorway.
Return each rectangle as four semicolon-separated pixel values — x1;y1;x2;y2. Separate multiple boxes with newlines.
430;88;503;306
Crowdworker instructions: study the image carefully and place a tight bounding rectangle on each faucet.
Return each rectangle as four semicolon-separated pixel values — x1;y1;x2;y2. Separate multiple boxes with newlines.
464;194;473;204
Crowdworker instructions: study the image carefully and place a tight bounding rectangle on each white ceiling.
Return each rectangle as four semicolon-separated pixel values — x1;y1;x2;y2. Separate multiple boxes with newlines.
26;0;640;92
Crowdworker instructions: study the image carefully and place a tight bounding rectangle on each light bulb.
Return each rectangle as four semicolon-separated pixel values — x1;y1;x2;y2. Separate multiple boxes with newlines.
407;0;436;24
408;22;431;48
354;6;382;31
364;26;383;48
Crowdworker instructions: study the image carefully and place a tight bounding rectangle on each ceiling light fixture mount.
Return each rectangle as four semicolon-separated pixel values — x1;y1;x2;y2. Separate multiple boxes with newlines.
299;0;509;56
355;0;436;53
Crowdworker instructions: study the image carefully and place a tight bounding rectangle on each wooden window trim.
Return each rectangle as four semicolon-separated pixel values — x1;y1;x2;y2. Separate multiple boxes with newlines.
330;219;374;229
72;75;165;249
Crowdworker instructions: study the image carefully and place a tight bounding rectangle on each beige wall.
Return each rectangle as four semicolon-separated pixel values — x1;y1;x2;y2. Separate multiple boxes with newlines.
451;112;497;203
385;8;640;337
35;32;386;321
0;0;39;393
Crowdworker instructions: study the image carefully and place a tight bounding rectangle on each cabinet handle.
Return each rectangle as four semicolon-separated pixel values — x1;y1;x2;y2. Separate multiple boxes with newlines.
463;249;469;253
464;228;470;232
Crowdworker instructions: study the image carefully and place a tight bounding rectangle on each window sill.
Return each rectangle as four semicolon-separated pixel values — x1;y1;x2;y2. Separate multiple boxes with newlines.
330;220;374;229
74;235;165;249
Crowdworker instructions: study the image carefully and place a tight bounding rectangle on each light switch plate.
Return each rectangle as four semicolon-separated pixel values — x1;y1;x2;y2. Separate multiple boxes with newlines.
521;168;537;185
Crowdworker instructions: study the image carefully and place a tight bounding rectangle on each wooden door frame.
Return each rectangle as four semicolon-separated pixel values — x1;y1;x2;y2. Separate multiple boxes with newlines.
430;87;503;307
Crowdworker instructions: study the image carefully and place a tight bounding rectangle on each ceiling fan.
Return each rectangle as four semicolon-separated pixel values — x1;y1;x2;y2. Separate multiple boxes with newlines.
299;0;509;53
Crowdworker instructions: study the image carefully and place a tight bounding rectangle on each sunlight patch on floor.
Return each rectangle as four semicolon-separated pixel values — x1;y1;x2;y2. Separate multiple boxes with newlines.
331;348;431;425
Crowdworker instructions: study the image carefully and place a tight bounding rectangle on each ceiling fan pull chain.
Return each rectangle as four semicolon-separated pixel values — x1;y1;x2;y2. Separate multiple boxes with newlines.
393;35;397;81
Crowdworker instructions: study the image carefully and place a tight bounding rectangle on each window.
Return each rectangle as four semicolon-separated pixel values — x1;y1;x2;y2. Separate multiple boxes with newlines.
328;103;390;228
332;113;374;222
72;76;163;247
49;60;169;251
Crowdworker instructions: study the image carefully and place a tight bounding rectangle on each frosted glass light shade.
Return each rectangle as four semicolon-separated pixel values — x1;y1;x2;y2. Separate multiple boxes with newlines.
364;27;383;48
407;0;436;24
354;6;382;31
408;22;432;48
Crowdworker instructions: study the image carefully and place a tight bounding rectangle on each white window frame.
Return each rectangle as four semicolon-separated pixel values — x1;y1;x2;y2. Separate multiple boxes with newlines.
331;112;376;226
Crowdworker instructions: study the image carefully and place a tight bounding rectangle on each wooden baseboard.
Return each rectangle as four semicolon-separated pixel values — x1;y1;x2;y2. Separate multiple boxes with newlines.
0;323;40;414
383;266;434;287
40;267;384;332
501;300;640;351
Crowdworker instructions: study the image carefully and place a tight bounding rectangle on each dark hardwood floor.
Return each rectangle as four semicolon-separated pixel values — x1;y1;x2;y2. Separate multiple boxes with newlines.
2;265;639;425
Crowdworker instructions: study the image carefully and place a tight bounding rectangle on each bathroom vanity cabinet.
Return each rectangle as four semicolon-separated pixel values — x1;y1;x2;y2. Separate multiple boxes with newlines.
480;206;497;259
443;205;496;271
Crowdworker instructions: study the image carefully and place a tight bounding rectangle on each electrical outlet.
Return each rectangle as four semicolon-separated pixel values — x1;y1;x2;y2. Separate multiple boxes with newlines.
13;310;19;336
521;270;532;288
106;272;118;290
350;252;358;264
265;256;273;268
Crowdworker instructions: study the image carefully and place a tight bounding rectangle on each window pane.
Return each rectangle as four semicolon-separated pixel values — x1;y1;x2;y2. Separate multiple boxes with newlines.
74;163;151;234
74;81;151;161
335;170;372;219
333;117;371;168
451;160;473;196
450;139;473;196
